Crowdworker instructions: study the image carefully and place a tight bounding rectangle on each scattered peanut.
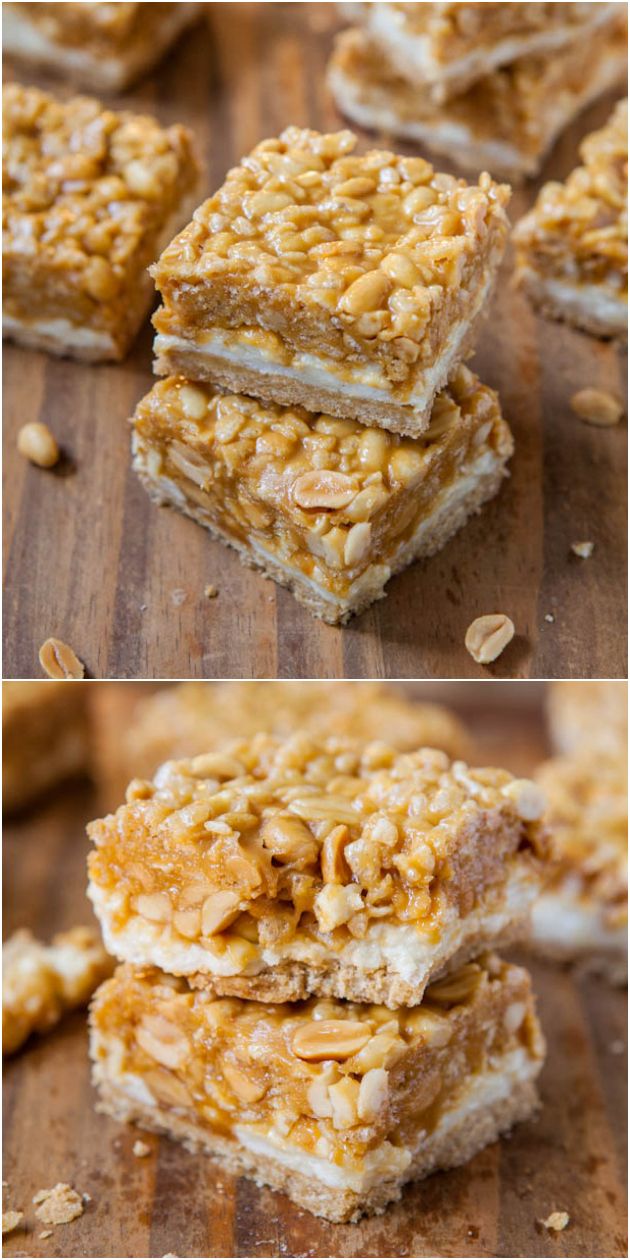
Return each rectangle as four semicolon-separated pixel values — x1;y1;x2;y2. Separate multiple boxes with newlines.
17;422;59;468
540;1211;570;1232
38;637;85;680
465;614;515;664
570;388;623;427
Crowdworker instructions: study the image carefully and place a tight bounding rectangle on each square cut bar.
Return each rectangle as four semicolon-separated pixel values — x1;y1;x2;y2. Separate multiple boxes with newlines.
2;83;199;361
531;750;628;985
513;99;628;338
90;955;545;1222
87;732;549;1007
151;127;511;436
328;23;628;184
341;2;623;103
131;365;513;624
2;3;202;92
3;681;89;813
93;681;471;803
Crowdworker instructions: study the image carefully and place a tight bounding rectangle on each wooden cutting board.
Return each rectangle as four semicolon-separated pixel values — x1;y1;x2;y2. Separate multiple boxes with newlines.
3;683;627;1257
2;2;627;680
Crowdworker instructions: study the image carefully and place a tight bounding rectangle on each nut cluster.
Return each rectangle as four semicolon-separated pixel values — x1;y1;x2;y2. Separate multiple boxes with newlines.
3;83;196;307
3;926;112;1055
514;98;628;289
16;2;169;50
135;364;502;576
155;125;509;367
88;731;548;956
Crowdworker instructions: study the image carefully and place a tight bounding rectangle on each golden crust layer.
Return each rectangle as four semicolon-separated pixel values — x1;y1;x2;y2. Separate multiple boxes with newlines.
87;731;549;1005
90;955;544;1220
2;83;198;360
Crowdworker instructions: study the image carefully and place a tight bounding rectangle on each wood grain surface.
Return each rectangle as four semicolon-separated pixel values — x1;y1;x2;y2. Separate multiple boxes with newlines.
3;682;627;1258
2;3;628;680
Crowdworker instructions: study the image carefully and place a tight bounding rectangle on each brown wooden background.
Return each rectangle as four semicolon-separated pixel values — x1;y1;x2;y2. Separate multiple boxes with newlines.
3;682;627;1258
2;3;627;679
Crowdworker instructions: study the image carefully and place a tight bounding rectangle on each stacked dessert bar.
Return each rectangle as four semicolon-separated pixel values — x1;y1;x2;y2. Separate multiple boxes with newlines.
131;126;514;621
87;696;550;1221
328;3;627;182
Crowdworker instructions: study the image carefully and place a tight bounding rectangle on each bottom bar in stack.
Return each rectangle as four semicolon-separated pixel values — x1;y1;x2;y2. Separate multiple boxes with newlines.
90;955;544;1223
131;364;513;624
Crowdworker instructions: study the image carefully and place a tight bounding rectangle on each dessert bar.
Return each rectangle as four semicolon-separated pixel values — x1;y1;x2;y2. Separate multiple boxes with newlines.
94;681;471;799
342;2;622;102
90;956;544;1222
151;127;510;436
87;732;549;1007
547;681;627;759
3;83;199;361
513;99;628;337
131;366;513;623
328;24;627;183
3;2;202;92
3;680;89;812
3;926;112;1055
532;750;627;984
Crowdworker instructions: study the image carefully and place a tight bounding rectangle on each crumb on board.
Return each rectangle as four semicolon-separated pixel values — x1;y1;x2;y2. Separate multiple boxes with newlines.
204;584;219;599
540;1210;570;1231
133;1140;151;1158
2;1210;24;1235
39;1230;53;1240
609;1039;625;1054
33;1183;84;1226
570;541;594;558
544;613;555;623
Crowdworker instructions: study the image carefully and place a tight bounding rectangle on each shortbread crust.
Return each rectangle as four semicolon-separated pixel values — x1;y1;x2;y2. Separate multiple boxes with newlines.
90;955;544;1221
328;24;627;183
513;98;627;338
151;126;510;433
131;366;513;624
3;83;199;361
3;3;202;91
87;732;549;1006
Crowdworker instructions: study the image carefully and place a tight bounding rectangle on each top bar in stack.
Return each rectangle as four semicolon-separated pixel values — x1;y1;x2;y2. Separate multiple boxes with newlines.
151;127;510;437
87;733;549;1007
343;2;623;102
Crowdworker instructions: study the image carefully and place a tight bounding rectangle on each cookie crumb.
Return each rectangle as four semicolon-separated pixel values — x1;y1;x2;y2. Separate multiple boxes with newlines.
540;1211;570;1231
2;1210;24;1235
571;541;594;558
39;1230;53;1240
544;613;554;623
133;1140;151;1158
204;584;218;599
609;1039;625;1054
33;1184;84;1226
170;588;187;607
